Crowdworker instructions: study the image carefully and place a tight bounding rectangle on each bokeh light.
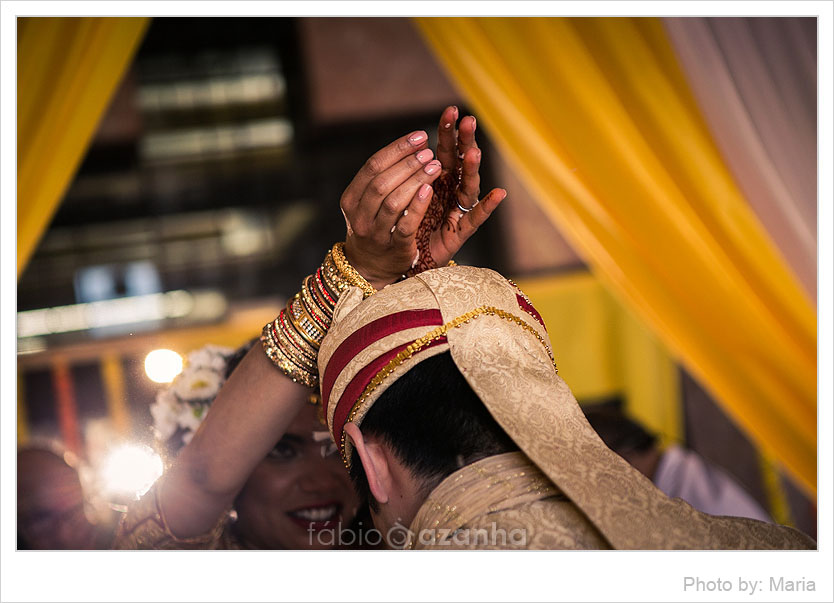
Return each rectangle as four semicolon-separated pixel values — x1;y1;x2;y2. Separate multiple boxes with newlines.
144;348;183;383
98;444;163;499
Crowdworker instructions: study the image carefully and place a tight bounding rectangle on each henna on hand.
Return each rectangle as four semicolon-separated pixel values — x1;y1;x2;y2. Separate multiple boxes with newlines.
406;170;458;276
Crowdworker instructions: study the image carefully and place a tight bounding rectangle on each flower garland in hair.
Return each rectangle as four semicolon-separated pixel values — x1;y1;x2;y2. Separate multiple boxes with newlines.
150;345;235;448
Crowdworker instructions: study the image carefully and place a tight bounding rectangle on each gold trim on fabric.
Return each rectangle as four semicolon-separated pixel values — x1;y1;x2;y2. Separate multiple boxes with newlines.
339;305;557;466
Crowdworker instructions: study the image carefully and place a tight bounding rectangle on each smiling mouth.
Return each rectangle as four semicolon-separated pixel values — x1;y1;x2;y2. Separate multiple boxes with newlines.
286;503;341;529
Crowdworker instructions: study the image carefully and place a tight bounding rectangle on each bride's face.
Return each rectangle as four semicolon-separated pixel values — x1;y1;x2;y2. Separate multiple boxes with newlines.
233;403;360;549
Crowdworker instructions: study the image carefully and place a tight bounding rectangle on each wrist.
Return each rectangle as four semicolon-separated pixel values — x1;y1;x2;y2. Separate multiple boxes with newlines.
347;264;394;292
342;242;398;290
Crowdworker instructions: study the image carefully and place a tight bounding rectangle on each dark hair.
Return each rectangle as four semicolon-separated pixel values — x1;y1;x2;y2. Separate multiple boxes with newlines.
349;351;518;510
582;404;657;454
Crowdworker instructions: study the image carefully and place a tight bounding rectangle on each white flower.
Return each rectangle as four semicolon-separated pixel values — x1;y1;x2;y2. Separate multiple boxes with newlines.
171;367;223;402
150;390;180;441
150;343;233;448
186;345;233;373
177;402;205;433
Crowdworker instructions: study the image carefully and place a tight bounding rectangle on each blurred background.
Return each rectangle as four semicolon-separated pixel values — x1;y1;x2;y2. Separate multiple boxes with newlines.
16;17;817;545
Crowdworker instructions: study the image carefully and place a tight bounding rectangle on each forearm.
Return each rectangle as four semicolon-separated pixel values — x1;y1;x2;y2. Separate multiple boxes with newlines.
154;244;382;539
158;346;309;537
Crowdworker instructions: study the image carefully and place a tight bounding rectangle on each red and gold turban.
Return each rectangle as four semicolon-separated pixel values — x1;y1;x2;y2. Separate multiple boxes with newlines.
319;266;553;464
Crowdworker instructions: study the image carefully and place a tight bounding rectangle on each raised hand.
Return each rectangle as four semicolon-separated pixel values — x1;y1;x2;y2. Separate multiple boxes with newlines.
407;106;507;275
342;108;507;289
340;129;444;289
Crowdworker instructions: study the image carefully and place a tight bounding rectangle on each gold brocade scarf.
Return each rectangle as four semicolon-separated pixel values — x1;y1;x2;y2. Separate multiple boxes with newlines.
405;452;564;549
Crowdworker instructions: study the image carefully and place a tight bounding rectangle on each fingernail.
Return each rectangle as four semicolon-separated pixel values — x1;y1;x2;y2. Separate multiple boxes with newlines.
418;183;432;200
472;116;477;130
416;149;433;164
423;160;441;175
475;149;481;161
445;106;458;129
408;130;428;145
402;209;408;217
390;225;397;233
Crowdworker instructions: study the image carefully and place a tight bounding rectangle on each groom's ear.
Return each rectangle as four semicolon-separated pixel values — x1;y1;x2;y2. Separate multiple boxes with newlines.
344;422;391;506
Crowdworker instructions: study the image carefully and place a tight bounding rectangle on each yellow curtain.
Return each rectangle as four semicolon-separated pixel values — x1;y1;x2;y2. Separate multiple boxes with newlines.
17;17;149;278
516;271;683;446
415;17;817;495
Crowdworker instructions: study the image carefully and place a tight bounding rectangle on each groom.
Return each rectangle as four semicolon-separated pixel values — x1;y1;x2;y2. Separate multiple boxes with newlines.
317;265;815;550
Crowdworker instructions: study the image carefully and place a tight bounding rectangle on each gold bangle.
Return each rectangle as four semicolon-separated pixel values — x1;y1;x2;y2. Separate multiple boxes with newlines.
288;294;325;346
322;252;351;297
261;322;317;388
269;317;317;371
300;276;331;329
306;273;334;321
277;310;317;360
260;244;373;390
331;242;377;298
314;267;338;308
272;314;317;364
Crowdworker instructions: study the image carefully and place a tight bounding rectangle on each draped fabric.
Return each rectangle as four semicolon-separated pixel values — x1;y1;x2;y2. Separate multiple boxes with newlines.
414;17;816;495
516;272;682;445
663;18;817;300
17;17;149;279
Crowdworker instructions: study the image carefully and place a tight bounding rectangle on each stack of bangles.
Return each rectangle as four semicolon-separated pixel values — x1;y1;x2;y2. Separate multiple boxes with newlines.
261;242;376;393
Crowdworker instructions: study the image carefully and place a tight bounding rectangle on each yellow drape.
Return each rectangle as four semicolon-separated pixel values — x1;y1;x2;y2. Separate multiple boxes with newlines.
17;17;149;279
415;17;816;495
516;272;683;446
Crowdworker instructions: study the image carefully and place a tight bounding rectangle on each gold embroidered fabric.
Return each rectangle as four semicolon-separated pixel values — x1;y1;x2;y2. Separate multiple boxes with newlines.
113;482;239;550
407;452;609;550
319;266;816;550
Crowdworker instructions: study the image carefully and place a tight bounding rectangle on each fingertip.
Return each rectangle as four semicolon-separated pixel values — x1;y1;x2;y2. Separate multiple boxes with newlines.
415;148;434;164
423;160;442;176
408;130;428;146
441;105;457;130
482;188;507;209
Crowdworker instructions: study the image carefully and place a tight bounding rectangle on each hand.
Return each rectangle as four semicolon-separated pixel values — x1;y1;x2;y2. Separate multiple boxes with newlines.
341;129;445;289
407;106;507;275
341;108;507;288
